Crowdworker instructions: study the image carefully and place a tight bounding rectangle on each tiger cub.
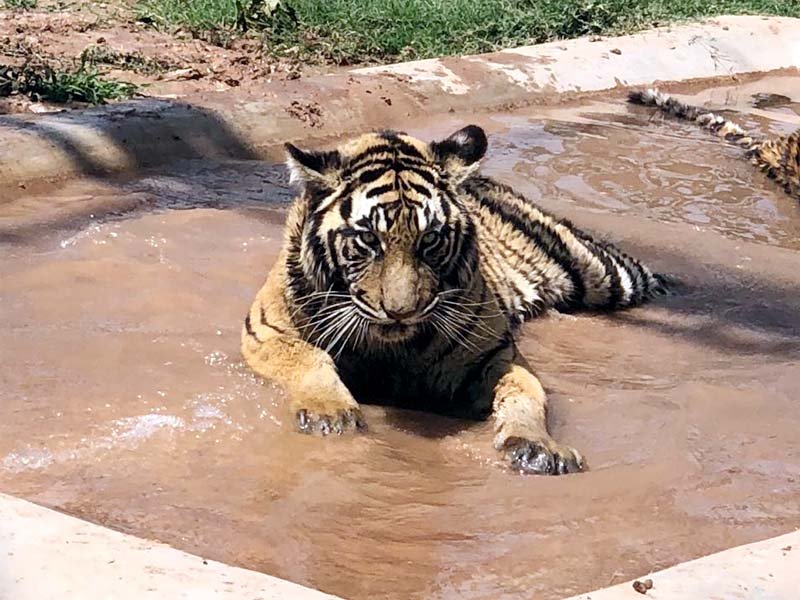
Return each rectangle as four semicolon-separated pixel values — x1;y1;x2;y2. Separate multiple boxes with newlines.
629;88;800;201
242;126;668;475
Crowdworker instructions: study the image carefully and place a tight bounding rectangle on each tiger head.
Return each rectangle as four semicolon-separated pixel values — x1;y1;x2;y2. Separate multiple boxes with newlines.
285;125;487;344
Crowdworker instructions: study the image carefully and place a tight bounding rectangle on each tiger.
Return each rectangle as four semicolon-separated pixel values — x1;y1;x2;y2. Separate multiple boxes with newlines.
241;125;669;476
628;88;800;201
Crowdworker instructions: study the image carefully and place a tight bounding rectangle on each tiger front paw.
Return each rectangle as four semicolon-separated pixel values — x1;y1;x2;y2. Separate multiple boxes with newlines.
293;396;366;436
499;435;585;475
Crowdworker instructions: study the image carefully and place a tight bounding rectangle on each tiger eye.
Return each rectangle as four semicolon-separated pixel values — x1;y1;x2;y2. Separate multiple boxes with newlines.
359;231;379;246
421;230;439;245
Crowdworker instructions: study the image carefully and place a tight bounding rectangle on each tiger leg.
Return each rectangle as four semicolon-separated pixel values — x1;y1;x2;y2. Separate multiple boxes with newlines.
491;353;585;475
241;273;365;435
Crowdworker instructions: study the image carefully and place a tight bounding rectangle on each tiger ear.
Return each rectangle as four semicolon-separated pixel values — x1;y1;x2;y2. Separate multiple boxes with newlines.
430;125;487;183
285;143;342;188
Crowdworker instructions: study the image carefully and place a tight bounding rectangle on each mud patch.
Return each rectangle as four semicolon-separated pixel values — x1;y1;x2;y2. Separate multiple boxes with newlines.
0;0;316;113
285;100;324;128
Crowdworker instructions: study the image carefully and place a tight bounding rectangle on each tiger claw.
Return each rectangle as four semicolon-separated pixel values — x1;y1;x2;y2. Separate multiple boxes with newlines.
501;436;585;476
294;407;366;436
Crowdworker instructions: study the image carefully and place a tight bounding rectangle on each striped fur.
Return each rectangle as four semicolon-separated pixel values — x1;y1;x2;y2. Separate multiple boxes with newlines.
241;126;668;475
629;88;800;201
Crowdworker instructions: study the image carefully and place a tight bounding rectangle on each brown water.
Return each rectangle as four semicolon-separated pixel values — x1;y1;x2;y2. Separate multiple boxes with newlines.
2;75;800;599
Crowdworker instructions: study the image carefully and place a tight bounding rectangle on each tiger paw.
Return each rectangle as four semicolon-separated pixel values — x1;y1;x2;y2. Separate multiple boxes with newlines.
499;435;585;475
295;406;366;436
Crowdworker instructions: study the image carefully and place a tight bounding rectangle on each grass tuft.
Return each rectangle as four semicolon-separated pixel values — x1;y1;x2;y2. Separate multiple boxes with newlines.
135;0;800;64
0;58;138;105
3;0;37;9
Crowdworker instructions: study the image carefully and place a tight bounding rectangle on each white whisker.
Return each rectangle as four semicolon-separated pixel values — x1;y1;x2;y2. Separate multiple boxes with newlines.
437;304;504;340
315;308;355;350
332;313;363;359
325;310;359;357
431;312;481;352
289;289;350;320
298;306;353;339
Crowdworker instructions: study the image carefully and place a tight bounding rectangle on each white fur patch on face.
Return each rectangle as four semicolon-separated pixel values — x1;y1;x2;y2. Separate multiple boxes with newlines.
376;207;388;233
415;205;429;231
350;172;397;227
351;188;382;226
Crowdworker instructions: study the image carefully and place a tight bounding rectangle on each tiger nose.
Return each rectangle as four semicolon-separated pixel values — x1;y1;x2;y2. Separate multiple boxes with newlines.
381;302;418;322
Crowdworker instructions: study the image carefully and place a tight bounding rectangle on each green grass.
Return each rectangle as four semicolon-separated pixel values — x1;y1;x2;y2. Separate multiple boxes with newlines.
0;60;138;104
136;0;800;64
3;0;37;9
136;0;277;45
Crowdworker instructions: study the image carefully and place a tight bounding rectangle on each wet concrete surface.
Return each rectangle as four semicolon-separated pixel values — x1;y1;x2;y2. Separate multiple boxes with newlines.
1;75;799;600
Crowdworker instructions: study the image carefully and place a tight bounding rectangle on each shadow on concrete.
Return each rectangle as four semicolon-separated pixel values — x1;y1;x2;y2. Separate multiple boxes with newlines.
0;99;296;246
0;98;260;179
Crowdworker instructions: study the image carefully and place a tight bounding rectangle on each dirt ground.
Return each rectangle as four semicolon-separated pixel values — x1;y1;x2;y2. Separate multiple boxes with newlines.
0;0;325;114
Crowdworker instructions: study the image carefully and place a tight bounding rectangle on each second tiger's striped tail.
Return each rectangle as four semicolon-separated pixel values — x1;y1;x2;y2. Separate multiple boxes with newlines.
628;88;762;152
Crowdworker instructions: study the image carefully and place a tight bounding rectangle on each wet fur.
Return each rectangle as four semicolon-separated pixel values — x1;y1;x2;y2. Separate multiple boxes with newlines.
241;126;668;475
629;88;800;201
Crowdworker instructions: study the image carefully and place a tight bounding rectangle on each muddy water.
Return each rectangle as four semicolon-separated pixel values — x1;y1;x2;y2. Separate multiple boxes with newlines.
2;76;800;600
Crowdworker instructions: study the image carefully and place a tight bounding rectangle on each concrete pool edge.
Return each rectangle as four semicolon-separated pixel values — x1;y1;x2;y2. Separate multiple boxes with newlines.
562;528;800;600
2;491;798;599
0;14;798;193
0;492;344;599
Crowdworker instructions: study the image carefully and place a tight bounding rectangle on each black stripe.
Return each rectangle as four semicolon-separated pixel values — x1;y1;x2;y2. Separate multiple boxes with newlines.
623;259;647;305
344;150;429;177
574;231;621;309
309;231;329;274
348;158;435;186
244;313;261;342
326;229;342;274
359;168;386;184
407;166;435;185
308;210;344;291
339;196;352;220
406;181;432;198
442;227;477;290
347;145;393;167
477;196;585;308
285;219;327;309
593;246;622;308
392;138;425;159
441;225;463;280
345;155;423;177
437;186;453;219
602;243;645;306
305;184;340;214
259;305;288;335
366;183;395;198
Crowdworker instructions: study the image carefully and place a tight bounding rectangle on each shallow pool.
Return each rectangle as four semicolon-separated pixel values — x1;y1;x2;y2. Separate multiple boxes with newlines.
1;74;799;599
